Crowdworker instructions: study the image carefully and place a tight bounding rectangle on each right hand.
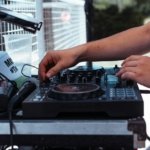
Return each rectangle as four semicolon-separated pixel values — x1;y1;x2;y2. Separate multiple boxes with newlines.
116;55;150;88
38;49;78;81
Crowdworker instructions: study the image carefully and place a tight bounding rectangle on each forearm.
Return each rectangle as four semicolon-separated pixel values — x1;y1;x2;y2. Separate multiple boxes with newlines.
77;23;150;62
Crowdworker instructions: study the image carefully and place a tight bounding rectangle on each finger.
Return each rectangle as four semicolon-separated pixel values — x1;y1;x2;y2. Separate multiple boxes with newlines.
38;63;47;81
121;71;136;81
116;66;136;77
46;63;63;78
122;60;137;68
122;55;141;66
38;55;53;81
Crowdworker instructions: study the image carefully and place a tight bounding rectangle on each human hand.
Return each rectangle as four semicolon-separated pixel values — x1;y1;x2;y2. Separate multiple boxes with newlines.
39;49;78;81
116;55;150;87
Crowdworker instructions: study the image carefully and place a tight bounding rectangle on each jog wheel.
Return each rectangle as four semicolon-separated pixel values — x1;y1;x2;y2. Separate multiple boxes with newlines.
48;83;104;100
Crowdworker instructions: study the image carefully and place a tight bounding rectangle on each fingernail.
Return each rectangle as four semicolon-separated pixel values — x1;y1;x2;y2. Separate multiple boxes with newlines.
46;72;52;78
121;74;126;79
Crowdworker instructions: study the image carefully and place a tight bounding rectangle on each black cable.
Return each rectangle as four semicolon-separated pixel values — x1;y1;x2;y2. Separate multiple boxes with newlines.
7;79;36;150
8;108;14;150
8;109;20;150
7;93;20;150
0;72;18;89
0;73;18;117
140;90;150;94
0;65;36;149
147;133;150;141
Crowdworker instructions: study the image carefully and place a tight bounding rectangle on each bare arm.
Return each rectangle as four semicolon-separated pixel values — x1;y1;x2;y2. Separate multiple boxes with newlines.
39;23;150;82
77;23;150;62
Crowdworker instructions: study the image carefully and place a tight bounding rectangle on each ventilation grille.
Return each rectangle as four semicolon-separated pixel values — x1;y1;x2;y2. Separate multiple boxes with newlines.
43;0;86;51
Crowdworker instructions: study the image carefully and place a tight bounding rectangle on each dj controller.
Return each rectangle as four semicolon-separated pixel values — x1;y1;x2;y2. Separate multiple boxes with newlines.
22;65;144;119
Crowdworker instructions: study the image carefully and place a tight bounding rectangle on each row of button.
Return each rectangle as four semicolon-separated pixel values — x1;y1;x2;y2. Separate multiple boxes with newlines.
109;87;137;100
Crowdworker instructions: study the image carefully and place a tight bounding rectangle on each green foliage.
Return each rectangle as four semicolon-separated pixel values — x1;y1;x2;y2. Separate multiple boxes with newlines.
91;3;146;40
135;0;150;16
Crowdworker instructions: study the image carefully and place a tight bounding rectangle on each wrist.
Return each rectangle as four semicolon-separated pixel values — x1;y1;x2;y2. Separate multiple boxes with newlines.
72;43;88;63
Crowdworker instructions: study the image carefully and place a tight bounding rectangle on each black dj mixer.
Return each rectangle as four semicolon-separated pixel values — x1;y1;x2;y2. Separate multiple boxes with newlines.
22;65;144;118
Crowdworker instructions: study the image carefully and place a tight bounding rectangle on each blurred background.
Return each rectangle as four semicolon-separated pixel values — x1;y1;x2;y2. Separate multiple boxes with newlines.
0;0;150;71
0;0;86;75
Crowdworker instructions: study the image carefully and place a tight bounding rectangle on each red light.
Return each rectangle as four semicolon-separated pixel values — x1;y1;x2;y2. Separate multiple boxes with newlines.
60;11;71;22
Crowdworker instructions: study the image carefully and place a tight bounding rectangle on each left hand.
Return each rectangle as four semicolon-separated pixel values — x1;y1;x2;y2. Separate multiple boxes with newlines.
116;55;150;88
